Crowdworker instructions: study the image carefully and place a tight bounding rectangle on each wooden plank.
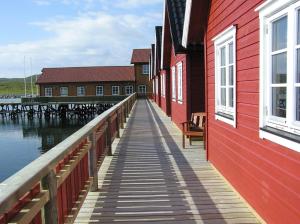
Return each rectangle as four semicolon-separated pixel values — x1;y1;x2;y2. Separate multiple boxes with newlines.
8;191;49;224
56;143;91;187
63;178;93;224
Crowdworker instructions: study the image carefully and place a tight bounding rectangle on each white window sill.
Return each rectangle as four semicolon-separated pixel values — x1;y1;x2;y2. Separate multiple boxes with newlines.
215;113;236;127
259;128;300;153
172;98;176;102
177;100;183;104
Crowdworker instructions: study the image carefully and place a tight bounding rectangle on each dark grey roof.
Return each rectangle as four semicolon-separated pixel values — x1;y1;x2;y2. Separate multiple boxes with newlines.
166;0;186;52
155;26;162;68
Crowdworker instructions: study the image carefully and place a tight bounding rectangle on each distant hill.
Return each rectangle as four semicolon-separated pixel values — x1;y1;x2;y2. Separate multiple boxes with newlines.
0;75;39;96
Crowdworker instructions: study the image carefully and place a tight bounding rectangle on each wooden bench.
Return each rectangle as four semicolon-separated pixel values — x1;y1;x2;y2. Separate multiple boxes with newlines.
182;112;206;149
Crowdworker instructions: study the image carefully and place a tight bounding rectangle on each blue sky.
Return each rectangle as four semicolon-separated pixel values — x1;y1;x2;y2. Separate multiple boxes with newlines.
0;0;163;78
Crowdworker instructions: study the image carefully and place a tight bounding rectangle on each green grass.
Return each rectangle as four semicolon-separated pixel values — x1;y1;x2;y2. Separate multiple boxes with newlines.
0;75;39;96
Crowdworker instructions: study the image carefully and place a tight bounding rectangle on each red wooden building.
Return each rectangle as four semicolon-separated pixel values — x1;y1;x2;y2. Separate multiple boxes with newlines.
130;49;152;96
150;44;156;101
152;0;205;128
181;0;300;223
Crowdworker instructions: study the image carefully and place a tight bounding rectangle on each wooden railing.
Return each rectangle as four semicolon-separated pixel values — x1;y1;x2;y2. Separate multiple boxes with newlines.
0;93;137;224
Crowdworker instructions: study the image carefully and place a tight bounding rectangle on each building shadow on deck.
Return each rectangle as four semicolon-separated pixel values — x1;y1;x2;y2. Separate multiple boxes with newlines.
86;99;236;223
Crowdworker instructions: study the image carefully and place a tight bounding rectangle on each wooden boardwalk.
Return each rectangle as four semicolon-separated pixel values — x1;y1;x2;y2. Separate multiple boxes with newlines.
75;99;261;224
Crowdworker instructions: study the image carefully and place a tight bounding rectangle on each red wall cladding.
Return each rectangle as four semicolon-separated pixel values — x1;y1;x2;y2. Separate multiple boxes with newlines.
170;47;188;129
160;70;168;114
206;0;300;223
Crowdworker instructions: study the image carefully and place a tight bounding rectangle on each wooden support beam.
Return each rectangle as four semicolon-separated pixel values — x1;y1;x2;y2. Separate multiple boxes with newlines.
8;191;49;224
56;143;91;187
106;117;112;156
63;178;93;224
120;106;124;129
116;111;120;138
41;171;58;224
89;133;98;192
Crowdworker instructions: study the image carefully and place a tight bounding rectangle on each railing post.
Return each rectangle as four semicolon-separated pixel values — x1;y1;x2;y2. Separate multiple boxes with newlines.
116;111;120;138
120;106;124;129
42;170;58;224
89;132;98;191
106;116;112;156
126;101;129;118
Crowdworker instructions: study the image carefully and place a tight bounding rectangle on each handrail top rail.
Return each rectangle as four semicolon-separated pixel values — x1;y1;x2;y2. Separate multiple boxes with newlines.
0;93;136;214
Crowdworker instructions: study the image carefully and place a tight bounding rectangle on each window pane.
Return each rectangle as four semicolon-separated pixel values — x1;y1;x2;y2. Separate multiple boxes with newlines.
272;16;287;51
221;68;226;85
297;49;300;83
229;66;234;85
297;87;300;121
272;53;287;84
272;87;286;118
220;47;226;66
221;88;226;106
229;42;233;64
229;88;234;108
298;10;300;45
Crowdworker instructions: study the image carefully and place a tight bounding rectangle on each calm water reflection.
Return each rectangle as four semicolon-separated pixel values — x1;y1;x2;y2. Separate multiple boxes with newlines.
0;116;92;182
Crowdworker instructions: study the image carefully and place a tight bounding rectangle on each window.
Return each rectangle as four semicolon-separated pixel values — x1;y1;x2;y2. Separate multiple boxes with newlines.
155;78;158;95
77;86;85;96
163;74;166;97
45;87;52;97
153;80;155;94
257;0;300;152
171;66;176;101
96;86;103;96
46;135;54;146
177;62;183;103
142;64;149;74
112;86;120;95
60;87;68;96
125;85;134;95
213;25;236;127
139;85;147;94
161;74;165;97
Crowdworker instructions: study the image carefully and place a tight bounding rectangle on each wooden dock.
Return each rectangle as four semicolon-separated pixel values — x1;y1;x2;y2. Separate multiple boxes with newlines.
75;100;261;224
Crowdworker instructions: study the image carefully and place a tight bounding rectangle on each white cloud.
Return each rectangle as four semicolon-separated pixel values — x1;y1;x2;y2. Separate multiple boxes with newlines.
0;8;162;77
115;0;163;9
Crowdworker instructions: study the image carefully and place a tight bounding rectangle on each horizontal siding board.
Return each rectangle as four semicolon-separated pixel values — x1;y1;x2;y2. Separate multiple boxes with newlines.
209;138;300;224
206;1;300;223
237;80;259;93
208;126;300;198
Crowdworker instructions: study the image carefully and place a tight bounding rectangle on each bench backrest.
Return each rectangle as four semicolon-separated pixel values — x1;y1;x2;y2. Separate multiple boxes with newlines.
191;112;206;128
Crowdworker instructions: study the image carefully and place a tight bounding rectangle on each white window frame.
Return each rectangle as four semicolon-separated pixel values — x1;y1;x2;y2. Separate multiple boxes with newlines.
45;87;52;97
163;73;166;97
77;86;85;96
155;78;159;95
112;86;120;96
60;87;68;96
212;25;237;127
142;64;149;74
125;85;134;95
96;85;104;96
177;62;183;103
153;80;155;94
161;74;165;97
256;0;300;152
138;85;147;94
171;66;176;101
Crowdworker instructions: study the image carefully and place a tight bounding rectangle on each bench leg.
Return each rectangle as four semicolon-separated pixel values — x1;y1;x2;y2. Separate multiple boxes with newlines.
182;134;185;148
189;136;192;145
